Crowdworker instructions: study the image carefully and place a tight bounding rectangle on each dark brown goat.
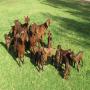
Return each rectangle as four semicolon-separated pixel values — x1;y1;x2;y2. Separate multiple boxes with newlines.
54;45;63;68
35;47;44;71
29;30;37;49
64;56;70;79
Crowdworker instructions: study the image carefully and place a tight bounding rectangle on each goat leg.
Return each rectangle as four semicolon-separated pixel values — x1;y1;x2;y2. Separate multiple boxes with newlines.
81;60;83;67
73;62;75;68
77;62;80;72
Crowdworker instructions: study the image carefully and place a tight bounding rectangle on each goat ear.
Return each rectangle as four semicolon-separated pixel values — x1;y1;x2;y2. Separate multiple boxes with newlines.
46;20;49;26
24;16;26;18
46;19;51;26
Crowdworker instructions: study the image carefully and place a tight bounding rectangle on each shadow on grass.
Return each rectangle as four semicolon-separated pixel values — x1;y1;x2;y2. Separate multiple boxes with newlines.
0;42;20;67
42;0;81;8
41;0;90;25
25;52;37;67
0;41;38;67
41;12;90;49
41;0;90;20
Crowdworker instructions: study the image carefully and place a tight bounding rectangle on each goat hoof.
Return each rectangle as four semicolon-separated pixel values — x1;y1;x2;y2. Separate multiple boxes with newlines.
19;64;21;67
64;76;68;80
22;61;24;64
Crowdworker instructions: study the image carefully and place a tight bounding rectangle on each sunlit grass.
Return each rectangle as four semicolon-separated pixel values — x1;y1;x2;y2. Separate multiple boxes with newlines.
0;0;90;90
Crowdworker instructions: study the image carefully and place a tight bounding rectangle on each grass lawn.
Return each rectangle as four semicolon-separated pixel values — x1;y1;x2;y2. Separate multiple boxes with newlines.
0;0;90;90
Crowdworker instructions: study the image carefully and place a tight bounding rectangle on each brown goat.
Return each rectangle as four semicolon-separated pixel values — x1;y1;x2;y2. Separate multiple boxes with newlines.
12;17;29;38
29;23;37;34
70;51;83;71
35;46;52;71
21;16;30;31
32;19;51;42
36;19;51;40
16;33;25;66
42;47;52;64
4;34;11;50
64;56;70;79
54;45;72;69
29;30;37;48
14;33;20;52
14;20;22;34
54;45;63;68
35;47;44;71
47;31;52;48
24;16;30;24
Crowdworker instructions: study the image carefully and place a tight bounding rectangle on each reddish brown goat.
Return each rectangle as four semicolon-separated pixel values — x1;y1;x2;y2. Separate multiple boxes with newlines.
16;32;25;66
30;19;51;42
36;19;51;41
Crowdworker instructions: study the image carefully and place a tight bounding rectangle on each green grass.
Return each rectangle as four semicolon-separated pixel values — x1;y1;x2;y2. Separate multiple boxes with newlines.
0;0;90;90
